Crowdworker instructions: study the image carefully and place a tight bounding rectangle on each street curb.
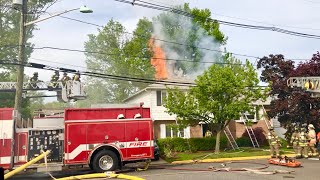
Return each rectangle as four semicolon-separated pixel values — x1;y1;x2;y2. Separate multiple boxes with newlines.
171;154;296;164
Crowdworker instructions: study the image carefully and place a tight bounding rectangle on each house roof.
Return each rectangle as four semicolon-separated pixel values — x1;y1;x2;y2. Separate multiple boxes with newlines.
123;78;194;102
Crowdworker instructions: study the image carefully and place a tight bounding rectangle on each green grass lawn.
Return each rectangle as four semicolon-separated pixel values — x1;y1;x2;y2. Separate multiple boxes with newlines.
165;147;294;162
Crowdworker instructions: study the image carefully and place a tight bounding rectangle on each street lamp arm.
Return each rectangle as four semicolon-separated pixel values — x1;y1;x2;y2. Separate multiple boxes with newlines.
24;8;79;26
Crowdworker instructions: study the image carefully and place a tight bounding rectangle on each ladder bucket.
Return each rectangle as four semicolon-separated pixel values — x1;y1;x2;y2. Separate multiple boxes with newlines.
68;81;86;100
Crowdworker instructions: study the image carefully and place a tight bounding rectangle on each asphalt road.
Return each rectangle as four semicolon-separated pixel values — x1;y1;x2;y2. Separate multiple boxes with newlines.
9;158;320;180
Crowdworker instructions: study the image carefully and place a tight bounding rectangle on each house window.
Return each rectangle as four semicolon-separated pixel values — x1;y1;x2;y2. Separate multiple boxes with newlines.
156;90;167;106
160;124;189;138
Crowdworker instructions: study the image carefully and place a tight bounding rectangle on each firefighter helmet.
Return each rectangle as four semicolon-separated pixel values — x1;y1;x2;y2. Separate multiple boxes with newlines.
308;124;315;129
33;72;38;76
134;113;141;119
117;114;125;119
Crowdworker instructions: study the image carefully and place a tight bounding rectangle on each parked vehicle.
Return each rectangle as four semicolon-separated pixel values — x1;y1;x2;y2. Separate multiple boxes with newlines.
153;140;160;161
0;104;155;172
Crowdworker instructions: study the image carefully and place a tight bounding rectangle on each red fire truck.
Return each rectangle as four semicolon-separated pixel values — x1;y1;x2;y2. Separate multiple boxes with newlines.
0;104;154;173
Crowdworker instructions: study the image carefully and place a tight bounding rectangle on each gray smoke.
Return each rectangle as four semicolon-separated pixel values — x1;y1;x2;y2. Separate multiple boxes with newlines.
152;12;223;79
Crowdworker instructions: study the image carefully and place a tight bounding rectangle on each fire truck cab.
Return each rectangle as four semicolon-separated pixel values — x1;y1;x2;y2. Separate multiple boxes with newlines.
0;104;154;173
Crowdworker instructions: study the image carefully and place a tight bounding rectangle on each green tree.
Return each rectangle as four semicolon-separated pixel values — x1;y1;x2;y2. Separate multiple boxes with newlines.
80;18;155;105
164;54;265;153
0;0;57;70
0;71;32;119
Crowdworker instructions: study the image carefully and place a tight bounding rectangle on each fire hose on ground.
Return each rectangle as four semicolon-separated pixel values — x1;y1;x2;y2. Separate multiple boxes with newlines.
4;150;51;180
55;172;145;180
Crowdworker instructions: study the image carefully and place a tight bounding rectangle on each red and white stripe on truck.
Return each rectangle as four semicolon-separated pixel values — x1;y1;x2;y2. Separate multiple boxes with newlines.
0;108;13;169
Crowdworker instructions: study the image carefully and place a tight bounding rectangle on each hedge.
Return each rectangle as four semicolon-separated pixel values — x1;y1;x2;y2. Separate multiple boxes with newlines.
157;137;228;154
235;137;252;147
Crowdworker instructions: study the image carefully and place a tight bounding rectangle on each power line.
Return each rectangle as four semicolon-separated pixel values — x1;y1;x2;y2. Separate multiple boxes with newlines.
26;45;249;65
1;43;311;63
114;0;320;40
38;13;311;61
45;13;259;59
147;0;320;31
0;60;267;88
0;60;195;86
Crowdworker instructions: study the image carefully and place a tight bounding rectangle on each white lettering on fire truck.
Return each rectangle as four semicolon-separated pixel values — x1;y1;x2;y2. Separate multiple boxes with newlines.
128;141;148;147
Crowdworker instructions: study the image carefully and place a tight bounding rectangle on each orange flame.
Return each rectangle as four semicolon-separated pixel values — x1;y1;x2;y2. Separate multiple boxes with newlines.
149;37;167;80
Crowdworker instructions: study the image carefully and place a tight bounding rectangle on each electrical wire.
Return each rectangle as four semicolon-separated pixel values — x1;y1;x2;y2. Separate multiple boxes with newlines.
114;0;320;40
0;60;267;88
52;14;257;59
146;0;320;31
4;44;248;65
0;60;195;86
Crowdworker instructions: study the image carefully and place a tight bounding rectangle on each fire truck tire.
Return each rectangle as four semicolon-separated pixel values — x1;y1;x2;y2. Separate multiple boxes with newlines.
91;150;119;172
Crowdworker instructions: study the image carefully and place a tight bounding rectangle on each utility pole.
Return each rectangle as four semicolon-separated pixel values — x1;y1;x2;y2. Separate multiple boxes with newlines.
14;0;27;114
12;0;27;168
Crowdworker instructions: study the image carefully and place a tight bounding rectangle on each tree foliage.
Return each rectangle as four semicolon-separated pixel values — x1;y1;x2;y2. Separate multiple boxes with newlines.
257;53;320;133
0;71;32;118
164;54;265;153
0;0;57;70
78;18;155;105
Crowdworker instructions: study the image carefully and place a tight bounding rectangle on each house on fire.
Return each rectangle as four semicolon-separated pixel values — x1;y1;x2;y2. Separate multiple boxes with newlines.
123;82;284;140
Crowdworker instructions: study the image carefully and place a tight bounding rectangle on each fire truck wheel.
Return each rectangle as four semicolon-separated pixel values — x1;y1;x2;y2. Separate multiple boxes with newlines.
92;150;119;172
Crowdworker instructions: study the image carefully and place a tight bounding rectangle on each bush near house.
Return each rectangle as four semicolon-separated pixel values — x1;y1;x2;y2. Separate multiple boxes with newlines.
241;127;268;146
157;137;228;155
235;137;252;147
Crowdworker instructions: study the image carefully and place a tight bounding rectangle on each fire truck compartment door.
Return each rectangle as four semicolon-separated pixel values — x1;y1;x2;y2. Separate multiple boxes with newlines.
125;121;153;160
15;132;28;163
65;124;88;164
0;119;13;168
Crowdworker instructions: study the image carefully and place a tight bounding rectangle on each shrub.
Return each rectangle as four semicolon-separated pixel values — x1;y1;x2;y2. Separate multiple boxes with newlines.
157;137;228;154
241;127;268;146
236;137;252;147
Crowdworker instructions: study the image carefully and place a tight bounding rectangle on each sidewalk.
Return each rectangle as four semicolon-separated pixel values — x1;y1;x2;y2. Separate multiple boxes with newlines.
171;154;296;164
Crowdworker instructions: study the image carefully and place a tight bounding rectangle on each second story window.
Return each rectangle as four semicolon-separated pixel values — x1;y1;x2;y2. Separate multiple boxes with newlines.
156;90;167;106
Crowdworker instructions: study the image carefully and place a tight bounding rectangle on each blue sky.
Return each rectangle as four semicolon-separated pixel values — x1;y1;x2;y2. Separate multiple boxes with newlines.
26;0;320;98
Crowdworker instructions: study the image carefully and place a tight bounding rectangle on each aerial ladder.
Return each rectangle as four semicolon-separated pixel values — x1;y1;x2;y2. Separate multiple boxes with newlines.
0;80;86;102
287;76;320;97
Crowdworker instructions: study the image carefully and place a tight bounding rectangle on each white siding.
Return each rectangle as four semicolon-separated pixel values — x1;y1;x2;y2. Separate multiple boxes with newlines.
126;90;176;121
160;124;166;138
125;91;152;108
150;91;176;121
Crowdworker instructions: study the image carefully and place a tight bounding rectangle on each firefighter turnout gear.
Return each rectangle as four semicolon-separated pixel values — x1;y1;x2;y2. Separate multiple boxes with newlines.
307;124;318;157
49;71;60;88
29;72;39;89
268;128;280;158
205;130;212;137
298;128;308;158
290;127;300;157
61;72;71;86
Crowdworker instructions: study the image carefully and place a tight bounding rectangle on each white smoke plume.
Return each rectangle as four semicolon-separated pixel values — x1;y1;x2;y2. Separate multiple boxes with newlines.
152;11;223;80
